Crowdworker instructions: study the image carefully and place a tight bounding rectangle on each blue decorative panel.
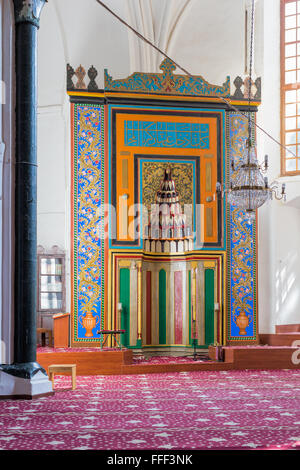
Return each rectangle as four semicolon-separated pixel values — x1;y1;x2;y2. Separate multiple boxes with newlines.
124;120;209;149
227;113;257;341
72;104;104;342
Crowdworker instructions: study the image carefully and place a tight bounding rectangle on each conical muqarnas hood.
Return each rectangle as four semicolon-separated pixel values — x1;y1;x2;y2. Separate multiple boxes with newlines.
144;166;193;253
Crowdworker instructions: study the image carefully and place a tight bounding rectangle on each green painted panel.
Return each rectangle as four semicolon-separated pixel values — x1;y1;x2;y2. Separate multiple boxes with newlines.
205;269;215;346
159;269;167;345
120;268;130;347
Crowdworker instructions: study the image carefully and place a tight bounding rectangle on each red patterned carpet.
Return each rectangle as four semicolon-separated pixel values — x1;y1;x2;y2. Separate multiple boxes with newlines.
0;369;300;450
132;355;212;364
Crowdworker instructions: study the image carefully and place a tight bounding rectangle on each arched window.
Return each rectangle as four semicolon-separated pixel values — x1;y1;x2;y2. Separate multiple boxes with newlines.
281;0;300;174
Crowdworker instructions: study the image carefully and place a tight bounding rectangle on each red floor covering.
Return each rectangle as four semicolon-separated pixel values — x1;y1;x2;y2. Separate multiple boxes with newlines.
0;369;300;450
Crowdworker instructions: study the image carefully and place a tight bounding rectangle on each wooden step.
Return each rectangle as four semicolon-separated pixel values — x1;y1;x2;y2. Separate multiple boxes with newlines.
260;333;300;346
275;324;300;333
37;349;133;375
37;345;300;375
222;345;300;369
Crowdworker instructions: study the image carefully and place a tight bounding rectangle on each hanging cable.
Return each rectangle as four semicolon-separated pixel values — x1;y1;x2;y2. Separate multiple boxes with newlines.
247;0;255;210
95;0;296;158
248;0;255;143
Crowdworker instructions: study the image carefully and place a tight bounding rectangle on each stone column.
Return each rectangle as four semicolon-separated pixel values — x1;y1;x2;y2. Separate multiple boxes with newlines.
0;0;52;398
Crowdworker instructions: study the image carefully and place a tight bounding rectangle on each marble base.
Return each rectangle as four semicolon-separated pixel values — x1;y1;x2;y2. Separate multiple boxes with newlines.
0;368;53;398
141;346;209;357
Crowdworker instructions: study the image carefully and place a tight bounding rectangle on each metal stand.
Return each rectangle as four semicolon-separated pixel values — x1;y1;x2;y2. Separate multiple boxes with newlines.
97;330;126;350
183;318;209;361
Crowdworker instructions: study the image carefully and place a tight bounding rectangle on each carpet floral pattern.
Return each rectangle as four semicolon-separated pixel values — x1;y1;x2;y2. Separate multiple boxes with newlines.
132;355;212;364
0;370;300;450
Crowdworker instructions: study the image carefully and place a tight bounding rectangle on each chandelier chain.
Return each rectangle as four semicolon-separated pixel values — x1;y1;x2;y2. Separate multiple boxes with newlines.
248;0;255;138
247;0;256;209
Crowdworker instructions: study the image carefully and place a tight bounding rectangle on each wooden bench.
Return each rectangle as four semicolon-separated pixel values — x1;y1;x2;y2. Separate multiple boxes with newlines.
48;364;76;390
37;328;53;347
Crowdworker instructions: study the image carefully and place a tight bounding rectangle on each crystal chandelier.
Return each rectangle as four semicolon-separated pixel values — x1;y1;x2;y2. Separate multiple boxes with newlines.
224;141;286;222
217;0;286;222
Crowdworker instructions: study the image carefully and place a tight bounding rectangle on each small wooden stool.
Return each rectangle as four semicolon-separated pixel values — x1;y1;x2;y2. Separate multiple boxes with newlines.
48;364;76;390
37;328;53;347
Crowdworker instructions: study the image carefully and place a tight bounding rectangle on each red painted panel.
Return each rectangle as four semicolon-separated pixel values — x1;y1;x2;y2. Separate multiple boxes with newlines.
217;261;220;343
146;271;152;344
195;271;199;340
174;271;183;344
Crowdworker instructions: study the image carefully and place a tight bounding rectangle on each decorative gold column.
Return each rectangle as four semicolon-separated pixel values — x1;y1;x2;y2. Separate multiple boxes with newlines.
191;264;197;322
191;264;198;343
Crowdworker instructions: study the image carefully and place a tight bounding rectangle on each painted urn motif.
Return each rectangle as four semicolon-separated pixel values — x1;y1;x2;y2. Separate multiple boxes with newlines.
233;310;252;336
79;312;99;337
